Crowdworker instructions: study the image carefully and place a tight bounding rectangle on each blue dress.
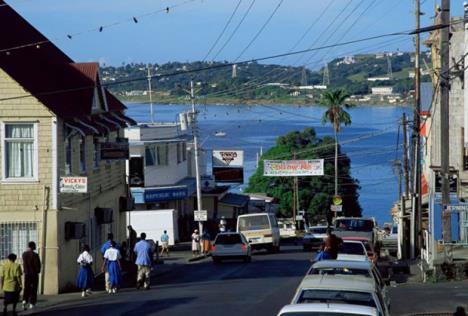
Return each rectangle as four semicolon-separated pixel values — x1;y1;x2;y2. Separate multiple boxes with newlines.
107;260;122;288
76;264;94;289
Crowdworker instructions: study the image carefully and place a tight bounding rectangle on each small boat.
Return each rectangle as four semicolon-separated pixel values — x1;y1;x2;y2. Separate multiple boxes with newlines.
214;131;227;137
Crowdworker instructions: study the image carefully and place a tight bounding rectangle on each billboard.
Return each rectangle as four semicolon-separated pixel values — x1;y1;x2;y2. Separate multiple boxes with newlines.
101;141;129;160
212;150;244;183
263;159;324;177
60;177;87;193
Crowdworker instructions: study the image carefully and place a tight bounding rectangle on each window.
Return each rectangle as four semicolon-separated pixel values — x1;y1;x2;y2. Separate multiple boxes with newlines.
64;128;72;175
79;136;86;173
93;138;100;169
182;142;187;161
145;145;156;166
157;144;168;166
297;289;376;308
177;143;181;164
3;123;35;179
0;222;38;261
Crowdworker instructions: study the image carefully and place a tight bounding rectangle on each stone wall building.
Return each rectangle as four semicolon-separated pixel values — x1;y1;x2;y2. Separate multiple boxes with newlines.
0;3;135;293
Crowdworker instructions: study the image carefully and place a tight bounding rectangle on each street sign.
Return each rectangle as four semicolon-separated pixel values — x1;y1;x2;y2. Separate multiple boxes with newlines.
333;195;343;206
331;205;343;212
194;210;208;221
295;215;304;221
446;205;468;212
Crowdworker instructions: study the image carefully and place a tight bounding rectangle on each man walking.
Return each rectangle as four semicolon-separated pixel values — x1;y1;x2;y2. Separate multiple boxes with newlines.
101;233;119;293
134;232;152;290
22;241;41;310
127;225;137;262
160;230;170;257
1;253;23;316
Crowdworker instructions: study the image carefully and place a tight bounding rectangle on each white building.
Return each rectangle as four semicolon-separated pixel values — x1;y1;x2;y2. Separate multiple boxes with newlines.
371;87;394;95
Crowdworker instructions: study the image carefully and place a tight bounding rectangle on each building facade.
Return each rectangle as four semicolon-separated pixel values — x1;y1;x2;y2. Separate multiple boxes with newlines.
0;4;134;293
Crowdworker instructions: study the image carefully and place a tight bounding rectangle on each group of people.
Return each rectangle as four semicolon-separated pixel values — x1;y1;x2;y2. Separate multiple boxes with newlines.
77;230;155;296
0;241;41;315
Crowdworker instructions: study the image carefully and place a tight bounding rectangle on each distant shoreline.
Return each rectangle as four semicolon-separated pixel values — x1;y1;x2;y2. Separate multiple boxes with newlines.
122;97;410;108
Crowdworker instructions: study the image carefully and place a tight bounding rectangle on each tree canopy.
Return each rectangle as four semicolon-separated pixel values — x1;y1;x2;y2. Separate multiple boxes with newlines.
245;128;362;221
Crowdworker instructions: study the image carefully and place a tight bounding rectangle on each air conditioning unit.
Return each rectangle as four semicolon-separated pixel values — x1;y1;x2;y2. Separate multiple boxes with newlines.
119;196;134;212
95;207;113;224
65;222;86;240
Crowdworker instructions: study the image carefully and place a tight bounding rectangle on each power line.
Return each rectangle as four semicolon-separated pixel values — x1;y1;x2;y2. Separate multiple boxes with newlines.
210;0;257;61
202;0;243;61
234;0;284;61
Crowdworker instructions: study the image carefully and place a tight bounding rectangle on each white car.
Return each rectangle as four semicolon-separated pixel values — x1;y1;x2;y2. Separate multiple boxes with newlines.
211;232;252;263
307;260;391;310
302;226;329;251
277;303;378;316
337;240;369;261
291;274;389;316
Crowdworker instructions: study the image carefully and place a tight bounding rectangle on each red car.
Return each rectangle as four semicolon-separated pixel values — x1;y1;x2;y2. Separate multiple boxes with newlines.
342;237;378;264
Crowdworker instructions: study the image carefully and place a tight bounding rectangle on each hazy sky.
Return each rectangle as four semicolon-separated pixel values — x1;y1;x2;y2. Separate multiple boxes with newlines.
6;0;466;67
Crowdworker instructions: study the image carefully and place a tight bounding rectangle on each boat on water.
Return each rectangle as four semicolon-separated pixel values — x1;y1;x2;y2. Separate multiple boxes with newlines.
214;131;227;137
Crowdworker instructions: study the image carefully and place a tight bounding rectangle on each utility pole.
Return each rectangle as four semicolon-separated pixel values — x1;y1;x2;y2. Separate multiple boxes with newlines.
411;0;422;259
403;113;410;200
402;113;410;259
440;0;451;242
293;152;297;224
147;65;154;123
190;80;204;235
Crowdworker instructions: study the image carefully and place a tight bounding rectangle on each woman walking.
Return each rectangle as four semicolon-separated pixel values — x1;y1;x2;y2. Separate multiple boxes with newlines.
102;241;122;294
191;229;201;256
76;244;94;297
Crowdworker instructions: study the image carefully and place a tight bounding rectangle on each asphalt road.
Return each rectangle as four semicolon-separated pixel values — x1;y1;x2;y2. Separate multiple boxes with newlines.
33;244;312;316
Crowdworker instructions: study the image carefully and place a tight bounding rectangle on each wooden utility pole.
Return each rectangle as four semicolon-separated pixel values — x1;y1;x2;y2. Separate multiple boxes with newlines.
293;152;298;223
403;113;410;199
440;0;451;242
411;0;422;258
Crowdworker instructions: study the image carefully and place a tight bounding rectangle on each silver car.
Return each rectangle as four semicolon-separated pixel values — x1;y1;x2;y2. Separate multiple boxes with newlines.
211;232;252;263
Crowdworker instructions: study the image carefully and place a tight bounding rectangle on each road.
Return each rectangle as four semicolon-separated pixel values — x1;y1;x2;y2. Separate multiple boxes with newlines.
30;244;468;316
33;244;312;316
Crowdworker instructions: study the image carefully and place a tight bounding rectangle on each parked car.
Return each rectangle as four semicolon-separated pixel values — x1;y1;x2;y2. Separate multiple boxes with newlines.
290;274;389;316
343;237;378;263
337;240;369;262
211;232;252;263
302;226;329;251
277;303;378;316
307;260;391;309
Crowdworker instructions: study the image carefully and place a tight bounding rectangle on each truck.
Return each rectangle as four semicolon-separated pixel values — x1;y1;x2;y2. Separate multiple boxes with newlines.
333;217;378;246
126;209;178;246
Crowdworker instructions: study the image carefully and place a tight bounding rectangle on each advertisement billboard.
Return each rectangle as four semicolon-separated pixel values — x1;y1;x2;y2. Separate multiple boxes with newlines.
60;177;87;193
212;150;244;183
263;159;324;177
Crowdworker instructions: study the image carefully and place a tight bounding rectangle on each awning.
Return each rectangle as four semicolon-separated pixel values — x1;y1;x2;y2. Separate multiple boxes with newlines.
64;120;96;137
111;112;137;126
219;193;250;207
79;117;107;135
92;116;119;133
101;113;126;128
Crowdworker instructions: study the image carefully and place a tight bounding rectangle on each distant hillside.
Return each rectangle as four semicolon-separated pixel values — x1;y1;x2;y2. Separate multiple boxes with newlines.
101;52;430;103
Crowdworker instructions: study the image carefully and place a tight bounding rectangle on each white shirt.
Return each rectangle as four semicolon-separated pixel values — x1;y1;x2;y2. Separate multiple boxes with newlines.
77;251;93;264
103;247;121;262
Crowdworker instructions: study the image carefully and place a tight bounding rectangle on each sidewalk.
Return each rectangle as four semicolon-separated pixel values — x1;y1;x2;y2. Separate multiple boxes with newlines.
19;242;208;315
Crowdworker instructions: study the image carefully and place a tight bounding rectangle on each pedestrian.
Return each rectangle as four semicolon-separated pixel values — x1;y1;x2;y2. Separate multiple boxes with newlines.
0;253;23;316
454;306;466;316
191;229;201;256
76;244;94;297
127;225;137;262
134;232;152;290
21;241;41;311
102;241;122;294
323;228;342;260
201;230;211;254
160;230;170;257
100;233;119;293
219;216;227;233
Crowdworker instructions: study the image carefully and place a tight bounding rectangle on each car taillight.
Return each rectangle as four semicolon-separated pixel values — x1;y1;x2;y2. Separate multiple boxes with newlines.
241;243;247;251
211;245;216;251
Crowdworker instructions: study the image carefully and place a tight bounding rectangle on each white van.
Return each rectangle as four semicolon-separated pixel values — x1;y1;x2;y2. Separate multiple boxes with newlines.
237;213;281;252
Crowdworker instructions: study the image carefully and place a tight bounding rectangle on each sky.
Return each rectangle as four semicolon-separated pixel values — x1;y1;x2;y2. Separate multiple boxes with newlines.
5;0;467;67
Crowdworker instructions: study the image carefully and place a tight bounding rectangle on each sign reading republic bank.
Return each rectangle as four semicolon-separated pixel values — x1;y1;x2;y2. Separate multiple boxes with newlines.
143;187;188;203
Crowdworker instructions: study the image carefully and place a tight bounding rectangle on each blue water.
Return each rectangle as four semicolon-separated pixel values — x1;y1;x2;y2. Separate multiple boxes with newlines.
126;103;411;225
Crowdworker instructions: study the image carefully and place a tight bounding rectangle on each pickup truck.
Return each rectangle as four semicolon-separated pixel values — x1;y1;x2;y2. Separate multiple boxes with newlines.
333;217;378;246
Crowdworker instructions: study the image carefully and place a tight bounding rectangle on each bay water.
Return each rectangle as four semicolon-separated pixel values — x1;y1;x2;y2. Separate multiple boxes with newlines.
126;103;411;225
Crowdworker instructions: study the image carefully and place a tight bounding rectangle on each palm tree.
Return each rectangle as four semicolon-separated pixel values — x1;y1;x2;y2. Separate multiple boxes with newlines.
320;89;353;196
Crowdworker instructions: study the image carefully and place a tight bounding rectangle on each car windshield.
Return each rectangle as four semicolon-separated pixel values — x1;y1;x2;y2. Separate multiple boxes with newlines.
280;313;372;316
339;243;366;255
215;234;242;245
309;267;371;277
297;289;376;308
309;227;328;234
238;215;270;231
335;219;374;232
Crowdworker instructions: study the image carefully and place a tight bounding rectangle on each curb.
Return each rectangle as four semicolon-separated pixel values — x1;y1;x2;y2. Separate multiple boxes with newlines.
187;253;211;262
